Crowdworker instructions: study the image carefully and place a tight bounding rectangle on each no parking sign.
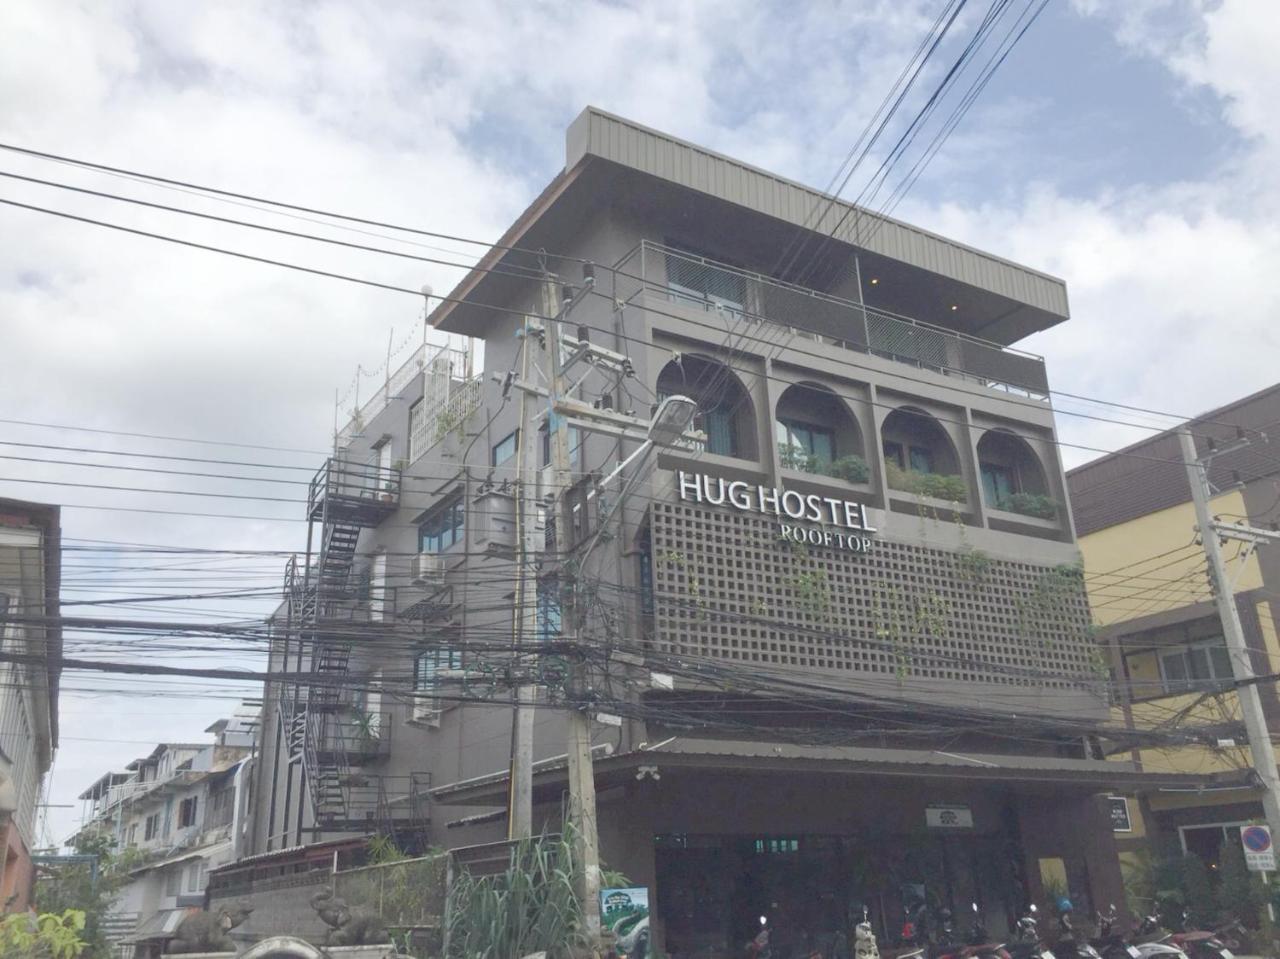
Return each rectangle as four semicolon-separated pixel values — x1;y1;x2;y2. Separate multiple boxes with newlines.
1241;825;1275;871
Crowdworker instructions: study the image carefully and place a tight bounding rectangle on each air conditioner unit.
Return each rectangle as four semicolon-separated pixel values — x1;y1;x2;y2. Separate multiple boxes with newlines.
410;552;447;587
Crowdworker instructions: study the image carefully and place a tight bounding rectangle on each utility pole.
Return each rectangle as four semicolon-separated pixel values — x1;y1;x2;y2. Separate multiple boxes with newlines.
1180;428;1280;841
543;272;603;943
508;312;539;840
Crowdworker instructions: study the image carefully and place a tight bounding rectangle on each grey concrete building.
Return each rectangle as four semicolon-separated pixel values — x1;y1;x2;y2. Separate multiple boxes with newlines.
250;108;1208;957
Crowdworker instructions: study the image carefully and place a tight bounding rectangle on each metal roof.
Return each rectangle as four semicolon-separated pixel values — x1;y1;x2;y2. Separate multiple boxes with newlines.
1067;382;1280;536
567;108;1070;319
432;736;1237;805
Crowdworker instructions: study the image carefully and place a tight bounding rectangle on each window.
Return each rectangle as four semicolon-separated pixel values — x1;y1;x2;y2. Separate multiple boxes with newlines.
539;424;581;469
777;420;835;466
127;824;137;846
418;499;464;553
208;787;234;829
165;867;181;898
144;813;160;841
408;398;426;463
187;861;203;893
981;462;1015;504
178;795;199;828
492;429;519;467
537;579;562;643
413;647;463;722
414;648;463;691
883;440;935;473
1159;640;1232;693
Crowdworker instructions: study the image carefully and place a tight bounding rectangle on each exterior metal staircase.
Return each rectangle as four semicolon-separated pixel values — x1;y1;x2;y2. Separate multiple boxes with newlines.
275;456;432;839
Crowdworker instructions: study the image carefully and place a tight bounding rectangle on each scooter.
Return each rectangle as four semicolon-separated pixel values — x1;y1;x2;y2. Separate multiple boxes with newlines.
1165;910;1235;959
1091;905;1142;959
1006;905;1055;959
964;902;1012;959
1129;913;1191;959
1048;900;1103;959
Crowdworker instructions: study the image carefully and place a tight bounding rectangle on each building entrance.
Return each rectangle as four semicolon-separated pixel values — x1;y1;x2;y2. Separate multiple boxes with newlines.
654;832;1026;959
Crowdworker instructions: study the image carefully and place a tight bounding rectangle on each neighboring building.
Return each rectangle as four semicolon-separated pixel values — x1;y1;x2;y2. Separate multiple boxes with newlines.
252;107;1217;955
1068;384;1280;870
76;703;258;957
0;498;61;913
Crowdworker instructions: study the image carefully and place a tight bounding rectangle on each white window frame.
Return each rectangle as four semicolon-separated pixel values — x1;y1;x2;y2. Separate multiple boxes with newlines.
1157;639;1233;693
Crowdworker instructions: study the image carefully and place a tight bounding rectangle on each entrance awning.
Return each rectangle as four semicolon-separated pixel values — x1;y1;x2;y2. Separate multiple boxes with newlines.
430;737;1258;806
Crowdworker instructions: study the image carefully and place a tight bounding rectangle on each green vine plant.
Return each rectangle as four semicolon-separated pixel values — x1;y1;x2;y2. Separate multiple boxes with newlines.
1015;562;1089;649
662;549;708;622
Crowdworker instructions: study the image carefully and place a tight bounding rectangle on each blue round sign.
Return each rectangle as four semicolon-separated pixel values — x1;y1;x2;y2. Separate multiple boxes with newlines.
1242;826;1271;853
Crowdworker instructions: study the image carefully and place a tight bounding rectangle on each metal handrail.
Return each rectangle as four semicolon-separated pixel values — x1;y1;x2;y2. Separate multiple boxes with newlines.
612;239;1050;399
307;458;402;516
336;343;470;448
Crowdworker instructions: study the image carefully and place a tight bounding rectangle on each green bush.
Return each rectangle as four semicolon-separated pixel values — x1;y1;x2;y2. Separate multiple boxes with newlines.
826;454;870;484
886;462;967;501
1219;840;1264;928
996;491;1058;519
778;443;818;473
0;911;86;959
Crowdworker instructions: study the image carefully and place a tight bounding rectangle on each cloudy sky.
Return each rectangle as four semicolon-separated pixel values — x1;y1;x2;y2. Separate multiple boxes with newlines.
1;0;1277;844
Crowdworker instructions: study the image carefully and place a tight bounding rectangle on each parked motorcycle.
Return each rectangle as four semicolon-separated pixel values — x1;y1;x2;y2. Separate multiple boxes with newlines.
1165;910;1235;959
1091;905;1142;959
1129;912;1190;959
1006;905;1055;959
1048;899;1103;959
964;902;1012;959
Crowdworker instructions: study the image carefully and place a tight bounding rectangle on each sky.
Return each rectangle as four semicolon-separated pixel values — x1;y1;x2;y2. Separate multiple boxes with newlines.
1;0;1278;846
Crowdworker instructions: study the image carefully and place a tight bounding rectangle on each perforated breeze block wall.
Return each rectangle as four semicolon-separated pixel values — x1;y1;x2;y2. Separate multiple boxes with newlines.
650;501;1107;719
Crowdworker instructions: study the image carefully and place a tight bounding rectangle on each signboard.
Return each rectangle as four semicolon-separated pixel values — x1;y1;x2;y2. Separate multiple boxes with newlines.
677;470;876;553
601;887;650;956
1107;796;1132;833
1241;825;1275;872
925;805;974;830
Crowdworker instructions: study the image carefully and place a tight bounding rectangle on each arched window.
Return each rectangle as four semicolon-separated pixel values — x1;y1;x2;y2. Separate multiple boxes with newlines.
775;382;867;482
977;429;1054;517
656;355;758;460
880;406;965;499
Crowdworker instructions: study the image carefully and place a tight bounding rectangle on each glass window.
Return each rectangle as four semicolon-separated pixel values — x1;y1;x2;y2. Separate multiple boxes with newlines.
883;441;905;470
981;463;1015;504
408;398;425;463
540;424;581;469
492;430;519;467
165;868;181;898
418;499;464;553
187;862;201;893
777;420;836;466
537;579;561;643
414;648;463;691
1159;639;1233;693
908;445;934;474
704;407;736;456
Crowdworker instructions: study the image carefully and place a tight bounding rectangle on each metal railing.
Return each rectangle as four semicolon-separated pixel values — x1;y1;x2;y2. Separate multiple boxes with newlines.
410;374;483;463
336;344;471;448
307;457;402;518
613;240;1050;399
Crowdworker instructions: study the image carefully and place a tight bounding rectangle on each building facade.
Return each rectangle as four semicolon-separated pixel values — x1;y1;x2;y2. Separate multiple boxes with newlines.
252;108;1212;957
0;498;61;913
1068;385;1280;870
76;704;258;956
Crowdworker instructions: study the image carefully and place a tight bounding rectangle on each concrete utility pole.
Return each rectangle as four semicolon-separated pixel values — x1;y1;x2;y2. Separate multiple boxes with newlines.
508;312;540;840
1179;428;1280;840
543;272;604;943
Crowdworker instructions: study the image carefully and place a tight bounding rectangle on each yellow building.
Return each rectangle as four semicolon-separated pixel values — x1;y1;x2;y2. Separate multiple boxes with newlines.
1068;384;1280;868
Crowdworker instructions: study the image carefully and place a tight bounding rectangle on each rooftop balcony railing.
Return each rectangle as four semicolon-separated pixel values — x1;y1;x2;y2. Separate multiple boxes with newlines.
613;240;1050;400
307;457;401;524
335;343;471;449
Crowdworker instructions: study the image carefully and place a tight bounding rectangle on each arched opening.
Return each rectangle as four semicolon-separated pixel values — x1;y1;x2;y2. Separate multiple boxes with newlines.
656;354;758;460
775;382;868;483
880;406;966;500
977;429;1055;517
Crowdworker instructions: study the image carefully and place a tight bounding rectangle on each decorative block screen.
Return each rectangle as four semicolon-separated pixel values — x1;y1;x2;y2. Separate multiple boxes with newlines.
649;501;1102;715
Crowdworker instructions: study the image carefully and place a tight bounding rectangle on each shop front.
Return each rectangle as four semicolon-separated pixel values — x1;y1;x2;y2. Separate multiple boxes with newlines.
435;737;1209;959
